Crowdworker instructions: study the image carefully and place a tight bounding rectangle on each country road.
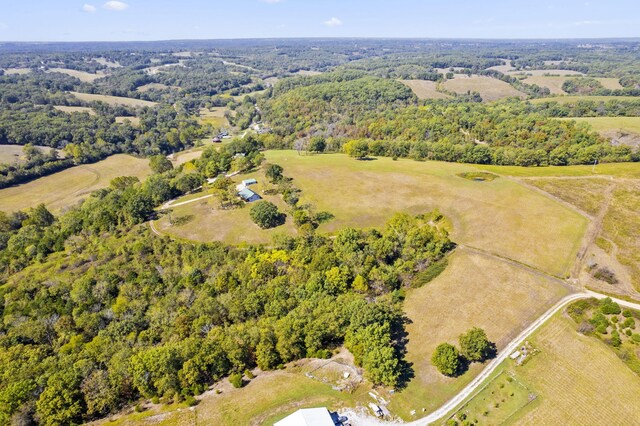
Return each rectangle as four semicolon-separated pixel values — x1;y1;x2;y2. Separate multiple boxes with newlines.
344;290;640;426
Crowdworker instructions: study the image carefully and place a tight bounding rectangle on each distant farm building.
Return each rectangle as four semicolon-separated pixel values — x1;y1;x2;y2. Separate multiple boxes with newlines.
238;187;261;203
274;407;347;426
242;178;257;186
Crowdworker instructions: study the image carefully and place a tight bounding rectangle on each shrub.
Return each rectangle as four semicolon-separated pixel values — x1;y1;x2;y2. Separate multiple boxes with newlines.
593;267;618;284
623;309;633;318
459;327;493;362
249;201;285;229
185;396;198;407
229;373;243;389
600;298;621;315
244;369;255;379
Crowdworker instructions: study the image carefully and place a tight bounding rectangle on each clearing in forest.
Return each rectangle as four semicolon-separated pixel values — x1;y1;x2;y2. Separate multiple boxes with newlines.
386;250;569;420
442;76;526;101
530;95;640;105
559;117;640;147
0;154;150;213
53;105;96;115
0;144;59;164
69;91;157;108
199;107;230;128
523;76;623;95
508;69;584;76
47;68;104;82
400;80;451;100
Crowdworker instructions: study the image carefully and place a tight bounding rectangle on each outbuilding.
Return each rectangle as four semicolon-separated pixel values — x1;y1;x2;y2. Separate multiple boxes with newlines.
242;178;258;186
238;187;261;203
274;407;344;426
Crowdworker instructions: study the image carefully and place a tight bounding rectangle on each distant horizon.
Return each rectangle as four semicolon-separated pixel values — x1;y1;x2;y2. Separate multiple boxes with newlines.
0;1;637;42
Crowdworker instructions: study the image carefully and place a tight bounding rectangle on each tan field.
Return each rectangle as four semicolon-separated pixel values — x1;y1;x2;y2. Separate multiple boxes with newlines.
530;95;640;105
514;314;640;424
47;68;104;82
115;116;141;126
400;80;451;100
136;83;173;92
199;107;229;128
443;76;526;101
70;91;157;108
508;69;584;76
0;154;150;213
0;144;59;164
2;68;31;75
387;250;570;420
523;76;623;95
53;105;96;115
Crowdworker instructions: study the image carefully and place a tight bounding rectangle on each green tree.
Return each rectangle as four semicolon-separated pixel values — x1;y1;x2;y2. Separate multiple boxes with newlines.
249;201;285;229
432;343;460;376
25;204;55;228
36;371;85;426
149;154;173;174
265;163;284;183
344;139;369;159
459;327;492;362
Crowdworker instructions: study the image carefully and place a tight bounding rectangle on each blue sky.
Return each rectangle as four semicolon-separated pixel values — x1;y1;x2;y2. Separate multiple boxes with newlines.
0;0;638;41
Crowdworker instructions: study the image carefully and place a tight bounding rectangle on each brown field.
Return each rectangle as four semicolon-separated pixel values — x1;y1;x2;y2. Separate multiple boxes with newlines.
70;91;157;108
170;148;205;166
53;105;96;115
0;144;59;164
442;76;526;101
513;314;640;425
2;68;31;75
47;68;104;82
400;80;451;100
136;83;173;92
93;57;121;68
115;116;141;126
508;69;584;76
294;70;322;76
387;250;569;420
0;154;150;213
523;76;623;95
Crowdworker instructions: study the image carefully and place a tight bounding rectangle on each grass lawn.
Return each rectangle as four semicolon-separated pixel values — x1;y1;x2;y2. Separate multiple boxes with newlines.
511;314;640;425
442;76;526;101
400;80;451;100
264;151;586;277
70;91;157;108
530;95;640;105
387;250;569;420
156;168;297;245
476;162;640;178
0;154;150;213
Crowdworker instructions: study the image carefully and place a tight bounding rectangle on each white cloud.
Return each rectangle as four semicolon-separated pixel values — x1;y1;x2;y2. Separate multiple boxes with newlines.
324;17;343;27
103;1;129;11
82;4;97;13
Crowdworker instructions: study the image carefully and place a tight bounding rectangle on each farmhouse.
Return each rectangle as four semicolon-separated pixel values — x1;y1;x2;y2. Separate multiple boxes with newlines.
274;407;346;426
238;187;261;203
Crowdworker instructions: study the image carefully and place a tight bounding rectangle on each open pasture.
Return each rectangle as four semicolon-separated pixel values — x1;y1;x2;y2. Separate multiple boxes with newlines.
47;68;104;82
199;107;229;128
509;69;584;76
0;154;150;213
263;152;586;277
477;161;640;178
560;116;640;137
70;91;157;108
387;250;569;420
530;95;640;105
442;76;526;101
523;76;622;95
53;105;96;115
115;116;141;126
0;144;59;164
400;80;451;100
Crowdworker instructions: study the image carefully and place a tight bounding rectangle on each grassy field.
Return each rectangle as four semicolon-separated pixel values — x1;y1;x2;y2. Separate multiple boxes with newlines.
477;162;640;178
400;80;451;100
155;168;298;245
262;152;585;277
0;154;150;213
530;95;640;105
47;68;104;82
511;314;640;424
136;83;173;92
526;178;611;216
523;76;623;95
509;69;584;76
199;107;229;128
2;68;31;75
53;105;96;115
70;91;157;108
443;76;526;101
115;116;141;126
0;144;59;164
387;250;569;420
560;116;640;135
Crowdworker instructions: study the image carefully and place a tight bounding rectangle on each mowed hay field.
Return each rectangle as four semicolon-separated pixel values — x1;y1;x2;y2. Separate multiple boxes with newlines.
266;152;586;277
0;154;150;213
513;314;640;425
442;76;526;101
70;91;157;108
47;68;104;82
523;76;623;95
388;250;569;420
400;80;451;100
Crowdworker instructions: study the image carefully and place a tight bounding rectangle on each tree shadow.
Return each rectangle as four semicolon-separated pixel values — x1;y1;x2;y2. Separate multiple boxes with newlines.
357;156;378;161
392;315;415;390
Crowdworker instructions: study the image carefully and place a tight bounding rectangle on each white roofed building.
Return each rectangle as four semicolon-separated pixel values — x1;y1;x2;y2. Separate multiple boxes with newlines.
274;407;339;426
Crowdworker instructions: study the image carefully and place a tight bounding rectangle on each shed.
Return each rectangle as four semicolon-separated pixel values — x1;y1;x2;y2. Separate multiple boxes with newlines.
238;187;261;203
242;178;258;186
274;408;337;426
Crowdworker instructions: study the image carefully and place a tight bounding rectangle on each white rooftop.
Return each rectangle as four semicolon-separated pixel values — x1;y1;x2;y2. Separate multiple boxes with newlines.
274;408;335;426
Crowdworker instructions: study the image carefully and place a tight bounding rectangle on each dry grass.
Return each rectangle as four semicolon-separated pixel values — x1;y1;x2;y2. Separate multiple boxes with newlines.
526;178;610;216
523;76;623;95
115;116;141;126
387;250;569;420
199;107;229;128
442;76;526;101
136;83;173;92
170;149;205;166
53;105;96;115
47;68;104;82
513;314;640;425
2;68;31;75
560;116;640;135
0;144;59;164
530;95;640;105
156;169;297;245
477;162;640;178
400;80;451;100
265;152;586;277
508;69;584;76
70;91;157;108
0;154;150;213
